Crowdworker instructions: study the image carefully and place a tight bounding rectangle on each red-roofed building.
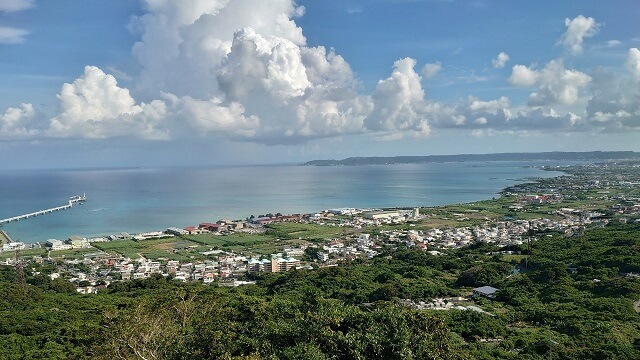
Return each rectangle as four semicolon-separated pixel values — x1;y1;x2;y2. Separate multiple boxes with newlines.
198;222;220;231
184;226;204;235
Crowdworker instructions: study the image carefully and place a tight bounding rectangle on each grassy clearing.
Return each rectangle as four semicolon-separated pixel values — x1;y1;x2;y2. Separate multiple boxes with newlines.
265;222;348;240
93;238;200;259
2;247;100;260
183;231;316;256
185;233;272;247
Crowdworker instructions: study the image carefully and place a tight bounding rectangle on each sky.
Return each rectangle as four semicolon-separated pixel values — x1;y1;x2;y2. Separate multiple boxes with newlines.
0;0;639;169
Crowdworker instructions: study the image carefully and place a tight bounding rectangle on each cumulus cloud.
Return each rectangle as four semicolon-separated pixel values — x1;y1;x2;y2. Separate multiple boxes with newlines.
116;0;371;144
365;58;430;137
0;0;34;12
625;48;640;80
508;64;538;86
217;28;310;101
425;94;584;134
163;94;259;138
0;103;40;138
586;67;640;131
0;26;29;44
528;60;591;106
469;96;510;114
509;60;591;106
0;0;365;144
492;52;509;68
49;66;168;140
130;0;306;98
421;62;442;79
557;15;599;55
3;1;640;145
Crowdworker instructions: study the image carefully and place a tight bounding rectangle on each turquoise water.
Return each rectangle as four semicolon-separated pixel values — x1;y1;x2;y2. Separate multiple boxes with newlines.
0;162;566;243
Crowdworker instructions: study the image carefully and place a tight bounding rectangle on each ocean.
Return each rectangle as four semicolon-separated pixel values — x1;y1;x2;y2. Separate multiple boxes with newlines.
0;162;567;243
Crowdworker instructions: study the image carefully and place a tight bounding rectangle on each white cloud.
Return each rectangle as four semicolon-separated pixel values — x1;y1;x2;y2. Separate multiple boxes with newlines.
0;0;34;12
625;48;640;80
586;67;640;131
217;28;310;100
492;52;509;68
164;94;259;138
469;96;509;114
509;61;591;106
557;15;599;55
508;64;538;86
130;0;306;98
365;58;430;137
29;1;381;145
421;62;442;79
0;103;40;138
4;0;640;145
427;94;585;133
606;40;621;48
527;60;591;106
49;66;168;140
0;26;29;44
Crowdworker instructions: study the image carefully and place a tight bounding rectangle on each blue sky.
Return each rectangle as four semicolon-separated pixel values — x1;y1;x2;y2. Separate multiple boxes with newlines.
1;0;639;169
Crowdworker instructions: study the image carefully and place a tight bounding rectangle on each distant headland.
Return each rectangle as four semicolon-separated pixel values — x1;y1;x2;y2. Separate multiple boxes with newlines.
301;151;640;166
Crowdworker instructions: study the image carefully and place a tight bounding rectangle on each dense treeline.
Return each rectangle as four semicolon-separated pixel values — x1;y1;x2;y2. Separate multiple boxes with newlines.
1;223;640;358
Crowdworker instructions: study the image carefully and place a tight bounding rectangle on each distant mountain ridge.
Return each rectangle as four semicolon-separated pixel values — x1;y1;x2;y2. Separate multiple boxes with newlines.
301;151;640;166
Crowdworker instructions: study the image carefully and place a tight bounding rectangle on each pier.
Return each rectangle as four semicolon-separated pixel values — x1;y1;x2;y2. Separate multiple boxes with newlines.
0;194;86;225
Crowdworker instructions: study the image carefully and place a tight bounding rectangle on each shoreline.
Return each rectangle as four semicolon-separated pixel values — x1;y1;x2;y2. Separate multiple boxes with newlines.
0;162;571;245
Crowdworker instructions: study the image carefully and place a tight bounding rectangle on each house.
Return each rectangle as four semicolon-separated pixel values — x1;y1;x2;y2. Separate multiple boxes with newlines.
364;211;400;220
46;239;72;251
184;226;204;235
199;222;222;232
473;286;500;299
2;242;26;251
68;235;89;249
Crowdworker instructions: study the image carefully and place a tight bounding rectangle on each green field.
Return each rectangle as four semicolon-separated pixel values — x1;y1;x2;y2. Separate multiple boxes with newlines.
265;222;349;240
185;231;313;255
1;246;100;260
92;238;203;259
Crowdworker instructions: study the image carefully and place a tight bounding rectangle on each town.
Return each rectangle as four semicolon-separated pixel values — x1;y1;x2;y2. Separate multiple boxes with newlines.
2;161;640;296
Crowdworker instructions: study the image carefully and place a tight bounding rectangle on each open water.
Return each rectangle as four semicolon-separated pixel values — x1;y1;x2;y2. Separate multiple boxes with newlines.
0;162;567;243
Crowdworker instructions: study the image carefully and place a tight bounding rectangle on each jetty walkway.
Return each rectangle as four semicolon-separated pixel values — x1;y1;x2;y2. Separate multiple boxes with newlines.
0;195;86;225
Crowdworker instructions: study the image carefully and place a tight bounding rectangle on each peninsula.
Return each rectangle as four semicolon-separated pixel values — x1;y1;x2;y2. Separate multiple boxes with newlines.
302;150;640;166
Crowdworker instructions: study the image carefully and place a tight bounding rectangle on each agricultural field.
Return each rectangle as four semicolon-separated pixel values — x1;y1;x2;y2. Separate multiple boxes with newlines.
185;231;314;256
92;237;206;260
264;222;351;240
0;247;100;261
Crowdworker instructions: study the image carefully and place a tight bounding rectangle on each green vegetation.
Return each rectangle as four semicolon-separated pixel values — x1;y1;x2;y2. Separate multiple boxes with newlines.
265;222;348;241
3;161;640;358
1;222;639;358
92;238;203;259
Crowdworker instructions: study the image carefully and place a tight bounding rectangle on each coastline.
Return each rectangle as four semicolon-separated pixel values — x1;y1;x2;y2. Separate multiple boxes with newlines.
0;161;568;244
